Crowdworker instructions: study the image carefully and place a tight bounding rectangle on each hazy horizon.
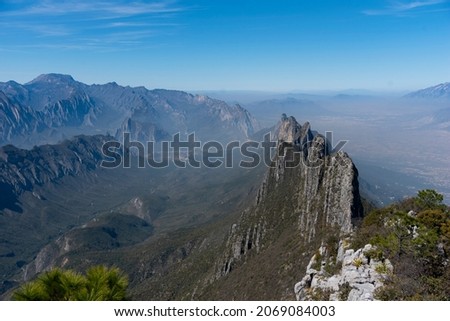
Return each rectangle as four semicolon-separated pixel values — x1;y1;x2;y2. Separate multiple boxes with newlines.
0;72;443;97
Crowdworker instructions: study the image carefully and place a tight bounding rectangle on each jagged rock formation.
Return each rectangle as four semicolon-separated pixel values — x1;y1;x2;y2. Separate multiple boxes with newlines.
219;116;363;274
207;116;363;299
295;243;393;301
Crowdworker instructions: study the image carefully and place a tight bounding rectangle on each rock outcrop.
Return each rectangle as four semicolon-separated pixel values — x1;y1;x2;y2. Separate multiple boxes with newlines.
295;243;393;301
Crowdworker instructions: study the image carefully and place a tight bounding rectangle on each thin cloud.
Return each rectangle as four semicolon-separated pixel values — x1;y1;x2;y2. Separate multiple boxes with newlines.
2;0;185;17
101;22;179;29
0;0;186;50
363;0;449;16
0;21;72;37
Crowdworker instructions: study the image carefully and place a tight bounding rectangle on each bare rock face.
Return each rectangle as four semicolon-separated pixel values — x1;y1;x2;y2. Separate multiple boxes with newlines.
294;243;393;301
0;91;42;143
217;116;363;284
267;116;362;238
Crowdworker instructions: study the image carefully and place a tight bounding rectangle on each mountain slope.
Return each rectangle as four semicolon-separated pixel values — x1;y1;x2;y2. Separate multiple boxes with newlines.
0;135;266;298
0;92;42;143
405;82;450;99
0;135;110;210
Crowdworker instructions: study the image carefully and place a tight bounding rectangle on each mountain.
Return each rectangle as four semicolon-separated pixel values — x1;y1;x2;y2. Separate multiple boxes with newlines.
405;82;450;99
200;116;363;299
138;116;364;300
0;135;117;294
0;135;110;212
0;92;42;143
0;74;258;147
11;116;366;300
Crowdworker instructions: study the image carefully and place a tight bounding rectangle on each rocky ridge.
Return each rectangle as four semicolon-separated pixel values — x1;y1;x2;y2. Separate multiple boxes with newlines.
0;135;109;210
0;74;259;146
209;116;363;299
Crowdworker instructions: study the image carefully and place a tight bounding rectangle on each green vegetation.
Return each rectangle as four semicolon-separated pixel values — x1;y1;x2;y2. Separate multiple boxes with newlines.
374;262;390;274
311;250;323;270
308;287;332;301
352;257;363;269
415;189;445;210
13;266;128;301
338;282;352;301
353;189;450;300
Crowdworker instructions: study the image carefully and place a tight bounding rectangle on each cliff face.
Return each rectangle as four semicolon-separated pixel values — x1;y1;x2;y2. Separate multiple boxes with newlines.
0;135;109;211
261;117;362;239
209;116;363;299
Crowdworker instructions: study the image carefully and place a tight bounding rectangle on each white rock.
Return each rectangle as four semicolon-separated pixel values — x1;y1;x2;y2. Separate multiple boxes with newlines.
294;243;393;301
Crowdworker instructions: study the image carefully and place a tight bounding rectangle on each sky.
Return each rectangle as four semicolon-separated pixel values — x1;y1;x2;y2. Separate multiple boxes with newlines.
0;0;449;92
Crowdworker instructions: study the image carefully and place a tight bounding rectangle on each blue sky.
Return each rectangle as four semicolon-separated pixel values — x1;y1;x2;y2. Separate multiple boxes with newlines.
0;0;449;91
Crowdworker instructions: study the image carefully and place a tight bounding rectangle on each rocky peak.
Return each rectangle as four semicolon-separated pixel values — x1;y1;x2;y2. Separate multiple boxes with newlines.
275;115;302;143
216;116;363;297
26;74;76;86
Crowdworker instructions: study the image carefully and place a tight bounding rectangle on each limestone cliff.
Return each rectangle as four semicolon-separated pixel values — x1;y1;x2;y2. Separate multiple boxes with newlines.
294;243;393;301
210;116;363;299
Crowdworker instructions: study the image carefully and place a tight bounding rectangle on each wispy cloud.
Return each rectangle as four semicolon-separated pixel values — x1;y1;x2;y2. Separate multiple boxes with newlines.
363;0;450;16
100;22;179;29
0;0;186;51
2;0;184;17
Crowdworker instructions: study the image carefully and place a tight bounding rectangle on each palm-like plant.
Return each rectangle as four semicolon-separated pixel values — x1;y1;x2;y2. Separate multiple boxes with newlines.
83;266;128;301
13;266;128;301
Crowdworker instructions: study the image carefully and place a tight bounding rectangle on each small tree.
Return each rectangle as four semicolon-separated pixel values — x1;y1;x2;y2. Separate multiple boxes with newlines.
13;266;128;301
415;189;444;210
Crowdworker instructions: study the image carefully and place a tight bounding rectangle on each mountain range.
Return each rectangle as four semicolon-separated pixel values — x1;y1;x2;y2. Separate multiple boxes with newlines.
0;74;258;147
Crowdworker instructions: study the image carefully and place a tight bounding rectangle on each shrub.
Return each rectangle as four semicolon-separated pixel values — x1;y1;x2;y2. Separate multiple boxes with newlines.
352;258;363;269
13;266;128;301
339;282;352;301
375;263;389;274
